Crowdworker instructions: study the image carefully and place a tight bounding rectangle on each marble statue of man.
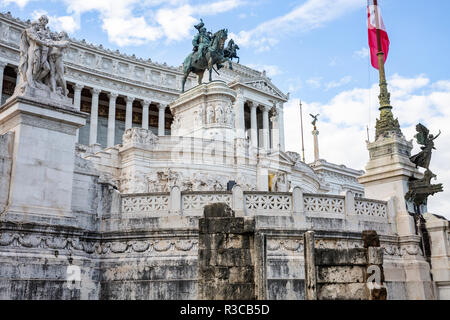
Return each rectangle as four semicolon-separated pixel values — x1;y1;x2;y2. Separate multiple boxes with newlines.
18;20;49;89
16;15;70;98
35;15;52;83
48;31;70;96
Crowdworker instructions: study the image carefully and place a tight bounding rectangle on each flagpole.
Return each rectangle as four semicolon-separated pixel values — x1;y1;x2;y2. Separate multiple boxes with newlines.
373;0;390;110
371;0;401;139
299;100;305;162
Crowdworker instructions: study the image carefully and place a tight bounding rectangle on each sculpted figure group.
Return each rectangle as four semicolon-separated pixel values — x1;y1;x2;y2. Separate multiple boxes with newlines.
182;19;240;92
17;15;70;97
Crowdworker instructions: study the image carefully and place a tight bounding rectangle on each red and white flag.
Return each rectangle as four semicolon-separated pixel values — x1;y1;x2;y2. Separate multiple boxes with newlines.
367;0;390;69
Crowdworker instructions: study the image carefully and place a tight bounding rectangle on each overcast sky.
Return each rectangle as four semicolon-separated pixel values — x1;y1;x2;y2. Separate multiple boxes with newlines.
2;0;449;218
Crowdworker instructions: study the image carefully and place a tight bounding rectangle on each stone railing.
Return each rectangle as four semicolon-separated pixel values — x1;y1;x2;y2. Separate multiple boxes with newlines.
354;197;388;219
182;191;232;216
121;193;170;216
119;187;391;224
303;194;345;216
244;192;292;216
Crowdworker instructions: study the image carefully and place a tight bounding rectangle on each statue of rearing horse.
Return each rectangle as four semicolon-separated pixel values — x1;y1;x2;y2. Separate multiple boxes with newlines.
182;29;232;93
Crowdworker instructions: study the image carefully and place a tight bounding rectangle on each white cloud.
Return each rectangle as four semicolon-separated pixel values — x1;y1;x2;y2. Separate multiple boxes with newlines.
2;0;33;9
230;0;363;51
196;0;244;16
432;80;450;91
353;47;369;59
247;64;282;77
325;75;352;90
284;74;450;219
306;77;322;89
58;0;245;46
31;9;79;34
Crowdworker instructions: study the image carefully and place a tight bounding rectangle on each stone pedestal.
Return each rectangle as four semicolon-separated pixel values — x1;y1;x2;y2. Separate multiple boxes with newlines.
0;95;86;226
358;132;435;299
170;81;237;142
358;132;420;236
424;213;450;299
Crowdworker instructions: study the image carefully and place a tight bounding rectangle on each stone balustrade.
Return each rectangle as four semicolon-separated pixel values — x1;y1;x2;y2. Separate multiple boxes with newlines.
119;187;389;224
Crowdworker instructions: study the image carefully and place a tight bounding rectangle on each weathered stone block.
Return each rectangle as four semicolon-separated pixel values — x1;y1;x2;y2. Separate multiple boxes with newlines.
315;249;368;266
204;203;234;218
317;266;366;284
318;283;369;300
362;230;380;248
199;233;252;250
370;287;387;300
229;267;255;283
367;247;384;265
199;217;246;234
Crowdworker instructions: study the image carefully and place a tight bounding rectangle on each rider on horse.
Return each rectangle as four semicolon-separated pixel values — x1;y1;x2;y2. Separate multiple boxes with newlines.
192;19;211;63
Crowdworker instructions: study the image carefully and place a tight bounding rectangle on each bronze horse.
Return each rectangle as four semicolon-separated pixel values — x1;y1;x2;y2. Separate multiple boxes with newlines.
182;29;232;93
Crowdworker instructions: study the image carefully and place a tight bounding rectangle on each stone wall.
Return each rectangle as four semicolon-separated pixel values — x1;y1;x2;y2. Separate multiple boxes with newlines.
198;203;264;300
0;131;13;214
304;230;387;300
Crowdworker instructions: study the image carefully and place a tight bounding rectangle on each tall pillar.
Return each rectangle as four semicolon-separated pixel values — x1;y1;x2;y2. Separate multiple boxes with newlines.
125;96;134;130
158;103;166;136
89;88;100;145
234;91;245;139
270;107;279;151
312;128;319;161
73;83;83;142
142;100;150;130
261;105;270;150
15;67;20;87
107;92;118;147
73;83;83;111
0;62;6;105
278;102;285;151
250;102;258;148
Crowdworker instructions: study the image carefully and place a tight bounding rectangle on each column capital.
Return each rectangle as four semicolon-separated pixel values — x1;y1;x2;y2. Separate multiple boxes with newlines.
74;83;84;92
0;61;7;69
125;96;135;104
248;101;257;109
259;104;270;113
157;103;167;110
90;87;101;96
142;100;151;107
107;92;119;99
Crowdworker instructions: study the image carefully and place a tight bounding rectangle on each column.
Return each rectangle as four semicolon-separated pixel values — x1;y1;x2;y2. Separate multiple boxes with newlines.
15;67;20;87
234;92;245;139
270;107;279;151
89;88;100;145
141;100;150;130
278;103;285;151
261;105;270;150
107;92;118;147
73;83;83;141
158;103;166;136
313;129;319;161
125;96;134;130
73;83;83;111
250;102;258;148
0;62;6;105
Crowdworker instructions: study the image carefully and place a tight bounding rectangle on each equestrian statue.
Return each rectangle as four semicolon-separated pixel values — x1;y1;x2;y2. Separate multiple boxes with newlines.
182;19;240;93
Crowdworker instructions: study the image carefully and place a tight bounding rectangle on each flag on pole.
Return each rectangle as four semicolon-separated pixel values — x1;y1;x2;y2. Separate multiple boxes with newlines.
367;0;390;70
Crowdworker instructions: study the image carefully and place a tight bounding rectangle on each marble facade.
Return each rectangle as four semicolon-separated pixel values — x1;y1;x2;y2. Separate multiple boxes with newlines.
0;12;448;300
